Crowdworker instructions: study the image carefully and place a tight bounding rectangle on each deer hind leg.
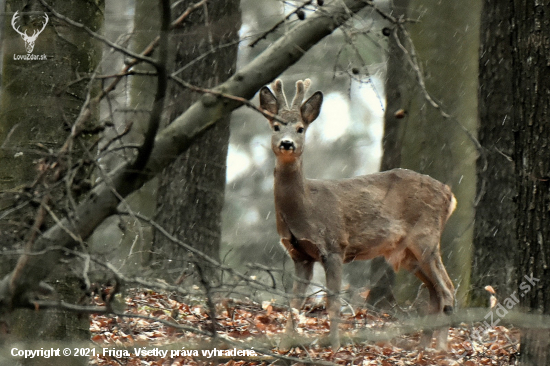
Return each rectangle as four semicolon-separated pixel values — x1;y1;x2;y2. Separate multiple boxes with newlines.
408;241;454;350
412;269;444;349
418;251;454;350
321;252;343;349
401;232;454;350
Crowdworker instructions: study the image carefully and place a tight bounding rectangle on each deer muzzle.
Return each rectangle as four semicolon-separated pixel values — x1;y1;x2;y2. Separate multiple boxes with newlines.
279;139;295;151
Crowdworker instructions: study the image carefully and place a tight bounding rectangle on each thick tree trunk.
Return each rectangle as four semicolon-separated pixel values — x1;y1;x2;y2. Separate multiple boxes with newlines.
88;0;159;274
472;0;517;306
0;1;102;364
478;0;550;362
152;1;241;283
512;0;550;363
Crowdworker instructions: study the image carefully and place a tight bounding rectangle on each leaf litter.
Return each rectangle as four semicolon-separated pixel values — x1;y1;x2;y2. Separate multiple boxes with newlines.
89;288;519;365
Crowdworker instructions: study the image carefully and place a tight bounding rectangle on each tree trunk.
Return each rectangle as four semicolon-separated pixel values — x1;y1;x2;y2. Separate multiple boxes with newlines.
89;0;159;274
472;0;517;307
478;0;550;362
122;0;160;269
369;0;411;309
381;0;480;307
0;1;102;364
512;0;550;363
153;1;241;283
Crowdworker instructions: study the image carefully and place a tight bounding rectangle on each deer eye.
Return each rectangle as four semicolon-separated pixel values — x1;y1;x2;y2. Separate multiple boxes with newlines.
273;124;280;132
297;127;304;134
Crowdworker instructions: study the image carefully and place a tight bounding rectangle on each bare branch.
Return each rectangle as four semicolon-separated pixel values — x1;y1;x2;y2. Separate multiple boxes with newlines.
170;76;287;123
129;0;170;172
249;0;315;47
172;0;209;27
392;24;450;118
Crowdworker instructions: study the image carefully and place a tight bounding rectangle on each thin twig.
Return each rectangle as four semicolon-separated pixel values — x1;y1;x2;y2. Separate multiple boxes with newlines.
249;0;315;47
393;24;450;117
99;121;134;154
39;0;158;67
172;0;208;27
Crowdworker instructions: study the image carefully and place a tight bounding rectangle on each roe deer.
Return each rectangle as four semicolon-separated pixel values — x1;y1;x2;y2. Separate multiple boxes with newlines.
259;79;456;350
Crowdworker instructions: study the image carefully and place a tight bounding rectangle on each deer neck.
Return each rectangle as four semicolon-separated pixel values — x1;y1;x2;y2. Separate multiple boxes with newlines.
274;158;309;217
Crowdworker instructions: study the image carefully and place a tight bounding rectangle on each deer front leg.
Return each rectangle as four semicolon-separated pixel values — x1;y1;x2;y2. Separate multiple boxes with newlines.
285;259;314;335
322;252;343;349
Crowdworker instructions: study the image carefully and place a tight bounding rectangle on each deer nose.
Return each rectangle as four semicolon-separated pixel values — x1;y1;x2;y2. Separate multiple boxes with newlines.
279;140;295;151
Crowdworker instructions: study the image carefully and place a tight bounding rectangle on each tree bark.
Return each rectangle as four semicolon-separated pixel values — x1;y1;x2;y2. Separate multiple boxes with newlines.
472;0;517;306
0;1;103;364
512;0;550;363
152;0;240;284
477;0;550;362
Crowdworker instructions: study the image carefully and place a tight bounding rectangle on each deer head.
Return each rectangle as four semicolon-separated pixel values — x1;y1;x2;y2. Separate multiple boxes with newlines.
259;79;323;164
11;11;49;53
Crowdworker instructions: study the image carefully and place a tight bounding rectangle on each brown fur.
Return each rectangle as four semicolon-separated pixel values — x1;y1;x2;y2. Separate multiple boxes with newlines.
260;79;456;350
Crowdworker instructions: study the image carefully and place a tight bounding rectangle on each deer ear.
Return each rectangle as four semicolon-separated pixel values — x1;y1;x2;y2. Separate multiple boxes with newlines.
301;91;323;124
259;86;278;119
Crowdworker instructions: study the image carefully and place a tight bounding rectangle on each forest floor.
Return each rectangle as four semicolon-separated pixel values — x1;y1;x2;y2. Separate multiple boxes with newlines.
89;288;519;365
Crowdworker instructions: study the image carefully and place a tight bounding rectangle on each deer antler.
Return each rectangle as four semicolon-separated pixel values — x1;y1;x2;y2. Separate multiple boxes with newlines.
290;79;311;110
271;79;288;111
271;79;313;111
35;13;49;37
11;11;26;37
27;13;49;39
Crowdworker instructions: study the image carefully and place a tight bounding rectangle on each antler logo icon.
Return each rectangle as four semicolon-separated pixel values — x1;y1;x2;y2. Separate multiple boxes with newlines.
11;11;48;53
